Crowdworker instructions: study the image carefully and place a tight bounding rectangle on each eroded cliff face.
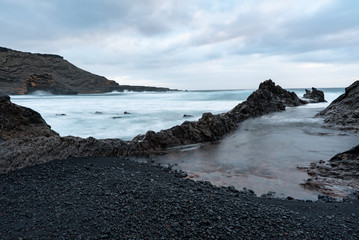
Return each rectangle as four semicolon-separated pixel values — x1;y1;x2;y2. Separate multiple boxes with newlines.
23;74;78;95
0;80;306;173
0;47;172;94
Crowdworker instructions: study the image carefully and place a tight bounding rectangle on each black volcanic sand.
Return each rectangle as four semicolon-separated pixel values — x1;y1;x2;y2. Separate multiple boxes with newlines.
1;157;359;239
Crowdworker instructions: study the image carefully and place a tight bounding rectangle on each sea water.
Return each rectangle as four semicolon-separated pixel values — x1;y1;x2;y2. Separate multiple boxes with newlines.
10;88;359;199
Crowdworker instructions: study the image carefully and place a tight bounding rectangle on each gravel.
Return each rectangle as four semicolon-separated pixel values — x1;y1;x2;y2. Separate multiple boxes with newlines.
1;156;359;239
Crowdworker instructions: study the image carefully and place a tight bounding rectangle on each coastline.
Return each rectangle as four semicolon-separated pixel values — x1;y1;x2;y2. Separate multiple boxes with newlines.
1;80;358;238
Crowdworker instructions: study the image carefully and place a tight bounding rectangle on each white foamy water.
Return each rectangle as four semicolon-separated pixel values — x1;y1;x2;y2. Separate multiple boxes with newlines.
10;88;359;200
11;89;253;140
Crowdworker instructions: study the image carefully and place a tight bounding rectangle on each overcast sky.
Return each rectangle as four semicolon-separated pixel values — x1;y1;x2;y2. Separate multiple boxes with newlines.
1;0;358;90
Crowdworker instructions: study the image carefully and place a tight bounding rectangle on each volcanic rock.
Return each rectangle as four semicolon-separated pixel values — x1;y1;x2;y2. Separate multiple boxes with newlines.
303;87;326;103
316;80;359;132
302;144;359;197
0;95;58;141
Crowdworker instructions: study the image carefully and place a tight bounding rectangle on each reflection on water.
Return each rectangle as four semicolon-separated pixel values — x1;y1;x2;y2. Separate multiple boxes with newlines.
154;105;359;200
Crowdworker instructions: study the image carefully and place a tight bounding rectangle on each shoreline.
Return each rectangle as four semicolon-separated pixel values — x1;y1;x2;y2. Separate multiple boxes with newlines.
1;156;359;239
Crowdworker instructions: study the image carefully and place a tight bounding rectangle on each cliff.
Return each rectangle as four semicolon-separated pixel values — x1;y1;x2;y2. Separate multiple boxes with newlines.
0;47;173;94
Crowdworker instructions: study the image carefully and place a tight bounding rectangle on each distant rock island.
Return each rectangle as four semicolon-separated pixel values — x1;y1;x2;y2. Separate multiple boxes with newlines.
0;47;175;95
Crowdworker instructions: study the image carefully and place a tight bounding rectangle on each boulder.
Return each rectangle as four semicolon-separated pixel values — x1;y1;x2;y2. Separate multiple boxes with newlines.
316;81;359;132
303;87;326;103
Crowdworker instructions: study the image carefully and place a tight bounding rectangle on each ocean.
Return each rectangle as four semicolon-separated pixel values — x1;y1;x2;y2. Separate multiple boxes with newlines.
10;88;359;200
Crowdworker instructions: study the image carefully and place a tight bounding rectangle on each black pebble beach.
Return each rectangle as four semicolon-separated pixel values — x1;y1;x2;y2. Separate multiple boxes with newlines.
1;157;359;239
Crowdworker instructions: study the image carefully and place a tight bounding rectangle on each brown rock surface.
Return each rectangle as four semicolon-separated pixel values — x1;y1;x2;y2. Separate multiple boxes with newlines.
23;74;77;95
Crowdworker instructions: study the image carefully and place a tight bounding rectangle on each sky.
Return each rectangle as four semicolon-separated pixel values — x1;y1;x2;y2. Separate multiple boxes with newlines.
1;0;358;90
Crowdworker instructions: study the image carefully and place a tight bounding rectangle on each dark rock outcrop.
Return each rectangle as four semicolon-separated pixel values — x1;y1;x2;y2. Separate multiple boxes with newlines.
0;95;58;141
0;80;306;173
316;81;359;132
0;46;174;95
303;87;326;103
302;145;359;197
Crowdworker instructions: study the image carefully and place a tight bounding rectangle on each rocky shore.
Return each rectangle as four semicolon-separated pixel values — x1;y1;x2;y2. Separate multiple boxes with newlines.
301;80;359;196
0;79;306;173
1;156;359;239
302;144;359;197
1;79;359;238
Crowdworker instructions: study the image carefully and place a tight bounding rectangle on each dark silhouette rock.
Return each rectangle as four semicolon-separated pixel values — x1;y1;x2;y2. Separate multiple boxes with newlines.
0;95;58;141
0;46;175;95
302;144;359;197
183;114;193;118
0;80;307;173
316;80;359;132
303;87;326;103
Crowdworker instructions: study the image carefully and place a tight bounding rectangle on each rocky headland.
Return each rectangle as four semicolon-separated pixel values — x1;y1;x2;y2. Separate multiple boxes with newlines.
0;79;306;173
0;46;174;95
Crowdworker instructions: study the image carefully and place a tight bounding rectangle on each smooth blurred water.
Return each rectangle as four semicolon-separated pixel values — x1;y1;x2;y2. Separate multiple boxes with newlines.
11;89;253;140
11;87;358;200
155;105;358;200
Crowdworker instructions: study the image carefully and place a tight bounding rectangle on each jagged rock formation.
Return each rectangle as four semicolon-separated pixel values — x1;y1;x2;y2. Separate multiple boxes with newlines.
303;87;326;103
0;80;306;173
316;80;359;132
0;46;173;95
302;145;359;197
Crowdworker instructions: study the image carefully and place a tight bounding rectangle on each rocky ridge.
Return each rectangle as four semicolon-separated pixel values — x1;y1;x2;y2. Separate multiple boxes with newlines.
0;79;306;173
0;46;173;95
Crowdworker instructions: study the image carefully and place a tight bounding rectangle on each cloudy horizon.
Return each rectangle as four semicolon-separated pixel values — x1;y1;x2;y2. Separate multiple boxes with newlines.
1;0;358;90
